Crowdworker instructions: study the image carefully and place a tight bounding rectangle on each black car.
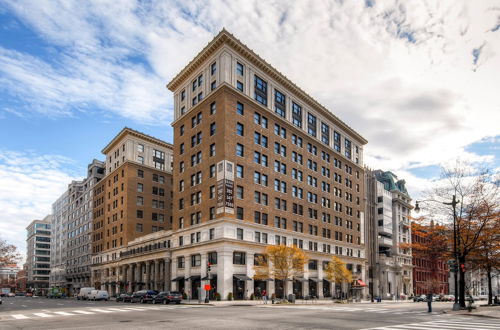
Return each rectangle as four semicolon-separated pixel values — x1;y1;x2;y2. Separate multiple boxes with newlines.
131;290;158;303
116;293;133;302
152;291;182;304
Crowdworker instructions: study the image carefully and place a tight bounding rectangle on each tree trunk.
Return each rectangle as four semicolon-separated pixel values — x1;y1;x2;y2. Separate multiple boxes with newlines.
459;257;466;308
487;267;493;305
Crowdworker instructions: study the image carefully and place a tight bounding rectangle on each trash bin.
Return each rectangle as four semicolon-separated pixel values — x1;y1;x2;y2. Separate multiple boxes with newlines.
288;294;296;303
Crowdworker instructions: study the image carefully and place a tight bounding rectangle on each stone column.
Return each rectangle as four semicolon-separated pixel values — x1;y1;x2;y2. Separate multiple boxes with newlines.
318;266;324;299
217;249;234;300
246;252;254;299
154;260;160;291
164;258;171;292
144;261;150;290
127;264;133;292
200;253;208;301
134;263;141;291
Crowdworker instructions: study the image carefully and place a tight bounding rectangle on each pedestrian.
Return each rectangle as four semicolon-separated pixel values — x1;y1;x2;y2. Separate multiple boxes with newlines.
426;292;433;313
262;289;268;304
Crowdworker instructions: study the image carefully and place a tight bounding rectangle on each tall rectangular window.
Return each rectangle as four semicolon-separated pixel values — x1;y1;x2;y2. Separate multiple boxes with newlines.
334;131;341;152
321;122;330;145
211;62;216;75
292;102;302;128
307;113;317;137
237;102;244;115
274;89;286;118
236;144;244;157
236;62;244;76
254;75;267;106
345;138;352;159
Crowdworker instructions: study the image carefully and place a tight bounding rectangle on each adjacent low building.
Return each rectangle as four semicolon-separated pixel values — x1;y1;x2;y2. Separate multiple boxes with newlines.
365;170;413;300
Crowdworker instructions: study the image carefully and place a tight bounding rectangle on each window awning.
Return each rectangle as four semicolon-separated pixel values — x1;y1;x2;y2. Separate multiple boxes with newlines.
171;276;185;281
253;277;274;282
188;275;201;281
353;279;367;287
201;276;210;280
322;278;331;283
233;274;252;281
308;277;319;282
294;277;308;283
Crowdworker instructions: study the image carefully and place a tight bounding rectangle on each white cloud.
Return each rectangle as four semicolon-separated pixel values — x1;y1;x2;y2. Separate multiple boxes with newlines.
0;150;81;262
0;0;499;187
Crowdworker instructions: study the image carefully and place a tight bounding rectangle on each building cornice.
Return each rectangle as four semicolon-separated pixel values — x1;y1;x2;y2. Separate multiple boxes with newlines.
101;127;173;154
167;29;367;145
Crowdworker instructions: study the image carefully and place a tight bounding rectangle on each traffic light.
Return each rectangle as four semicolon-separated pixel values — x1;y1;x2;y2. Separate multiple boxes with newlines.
460;264;466;273
207;262;212;272
449;262;458;272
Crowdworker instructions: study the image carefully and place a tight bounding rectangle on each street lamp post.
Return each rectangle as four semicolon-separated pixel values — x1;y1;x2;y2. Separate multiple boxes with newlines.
414;194;461;311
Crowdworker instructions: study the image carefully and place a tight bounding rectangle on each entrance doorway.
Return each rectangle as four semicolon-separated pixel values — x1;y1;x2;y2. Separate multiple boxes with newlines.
293;280;303;299
275;279;285;298
233;278;245;300
309;279;318;298
191;276;201;299
254;280;267;298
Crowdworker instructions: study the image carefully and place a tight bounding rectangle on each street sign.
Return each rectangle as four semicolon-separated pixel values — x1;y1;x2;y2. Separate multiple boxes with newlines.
204;284;211;291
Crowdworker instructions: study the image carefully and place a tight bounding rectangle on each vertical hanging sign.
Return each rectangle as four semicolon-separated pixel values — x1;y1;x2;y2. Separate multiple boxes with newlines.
216;160;235;214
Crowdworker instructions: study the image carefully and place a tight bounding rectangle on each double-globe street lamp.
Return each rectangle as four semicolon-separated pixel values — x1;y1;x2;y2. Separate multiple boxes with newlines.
414;194;461;311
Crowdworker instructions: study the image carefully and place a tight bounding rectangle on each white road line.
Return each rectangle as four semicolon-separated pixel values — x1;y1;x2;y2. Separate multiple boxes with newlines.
434;320;500;328
33;313;54;318
11;314;29;319
121;307;146;311
88;309;113;313
72;310;95;314
53;311;76;316
106;308;128;312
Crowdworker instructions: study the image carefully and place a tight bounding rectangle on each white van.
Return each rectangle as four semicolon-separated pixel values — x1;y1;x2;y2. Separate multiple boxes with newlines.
77;287;95;300
88;290;109;301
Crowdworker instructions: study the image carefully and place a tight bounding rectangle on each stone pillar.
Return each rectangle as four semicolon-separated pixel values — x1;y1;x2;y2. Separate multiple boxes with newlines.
268;279;275;298
127;264;133;293
134;263;141;291
164;258;171;292
200;253;208;301
144;261;150;290
154;260;160;291
217;249;234;300
318;266;324;298
246;252;254;299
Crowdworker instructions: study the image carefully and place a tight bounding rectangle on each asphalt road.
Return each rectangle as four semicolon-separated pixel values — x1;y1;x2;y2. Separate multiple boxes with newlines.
1;297;499;329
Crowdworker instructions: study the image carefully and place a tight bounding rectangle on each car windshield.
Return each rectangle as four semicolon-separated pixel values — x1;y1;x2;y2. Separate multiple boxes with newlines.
169;291;181;295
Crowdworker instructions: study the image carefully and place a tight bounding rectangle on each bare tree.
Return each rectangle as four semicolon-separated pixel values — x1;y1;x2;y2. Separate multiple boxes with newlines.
0;237;21;266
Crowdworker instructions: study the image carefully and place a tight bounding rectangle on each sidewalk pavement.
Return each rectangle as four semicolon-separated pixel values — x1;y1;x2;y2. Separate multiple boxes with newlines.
181;298;414;306
446;305;500;318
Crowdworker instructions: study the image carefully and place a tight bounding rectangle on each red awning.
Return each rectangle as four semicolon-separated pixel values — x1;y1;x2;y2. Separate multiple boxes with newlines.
353;279;367;287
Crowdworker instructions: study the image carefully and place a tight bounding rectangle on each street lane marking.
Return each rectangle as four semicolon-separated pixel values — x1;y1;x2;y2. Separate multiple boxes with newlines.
12;314;29;319
54;311;76;316
88;308;112;313
33;313;54;318
106;308;128;312
72;310;95;314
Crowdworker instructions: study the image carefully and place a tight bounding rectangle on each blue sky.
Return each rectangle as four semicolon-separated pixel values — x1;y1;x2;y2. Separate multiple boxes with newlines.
0;0;499;258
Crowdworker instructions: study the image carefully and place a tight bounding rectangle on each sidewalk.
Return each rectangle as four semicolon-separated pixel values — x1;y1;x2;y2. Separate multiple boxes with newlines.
181;298;413;306
447;305;500;318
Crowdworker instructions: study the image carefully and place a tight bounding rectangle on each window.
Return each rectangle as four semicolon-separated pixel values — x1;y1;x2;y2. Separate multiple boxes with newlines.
321;122;330;145
308;260;318;270
233;251;246;265
137;183;143;192
236;102;244;115
178;256;185;268
191;254;201;267
254;75;268;106
180;143;185;155
137;169;144;178
210;101;216;115
236;185;244;199
254;132;268;148
292;102;302;128
180;125;185;136
254;112;268;128
334;131;341;152
274;89;286;118
137;156;144;164
209;207;215;220
211;62;216;75
210;143;216;157
210;164;216;178
274;124;286;138
198;74;203;87
136;223;143;232
307;113;317;137
209;228;215;240
137;196;144;206
237;228;244;240
237;81;243;91
181;89;185;101
236;165;244;178
210;122;216;136
211;80;216;90
236;62;244;75
236;122;244;136
236;207;244;220
345;138;352;159
236;144;244;157
138;144;144;152
208;251;217;264
137;210;143;218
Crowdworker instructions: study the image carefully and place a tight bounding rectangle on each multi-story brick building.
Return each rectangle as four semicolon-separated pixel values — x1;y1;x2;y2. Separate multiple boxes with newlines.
50;190;68;289
165;29;368;300
26;216;51;295
365;170;413;300
91;128;173;294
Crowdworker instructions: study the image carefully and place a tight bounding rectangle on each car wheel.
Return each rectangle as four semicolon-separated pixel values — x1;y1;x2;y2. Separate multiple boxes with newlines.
140;298;144;304
163;299;167;304
152;299;156;304
176;301;181;304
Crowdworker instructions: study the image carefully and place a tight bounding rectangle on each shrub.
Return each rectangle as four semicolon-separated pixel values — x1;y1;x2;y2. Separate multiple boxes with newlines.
215;292;221;301
182;292;187;300
227;292;233;301
271;293;276;300
250;293;255;300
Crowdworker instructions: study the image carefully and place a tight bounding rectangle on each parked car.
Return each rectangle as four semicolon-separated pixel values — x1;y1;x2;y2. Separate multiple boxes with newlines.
0;296;2;304
15;292;26;297
132;290;158;303
88;290;109;301
7;293;15;297
152;291;182;304
26;292;33;297
414;294;426;302
77;287;95;300
116;293;133;302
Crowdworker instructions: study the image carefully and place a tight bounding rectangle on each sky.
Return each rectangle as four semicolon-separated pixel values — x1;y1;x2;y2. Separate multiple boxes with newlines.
0;0;499;260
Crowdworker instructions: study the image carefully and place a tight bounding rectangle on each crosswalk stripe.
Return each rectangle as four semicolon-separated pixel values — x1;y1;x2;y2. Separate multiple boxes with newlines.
53;311;75;316
362;319;500;330
106;308;128;312
434;320;500;328
72;310;95;314
88;309;112;313
11;314;29;319
33;313;54;318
